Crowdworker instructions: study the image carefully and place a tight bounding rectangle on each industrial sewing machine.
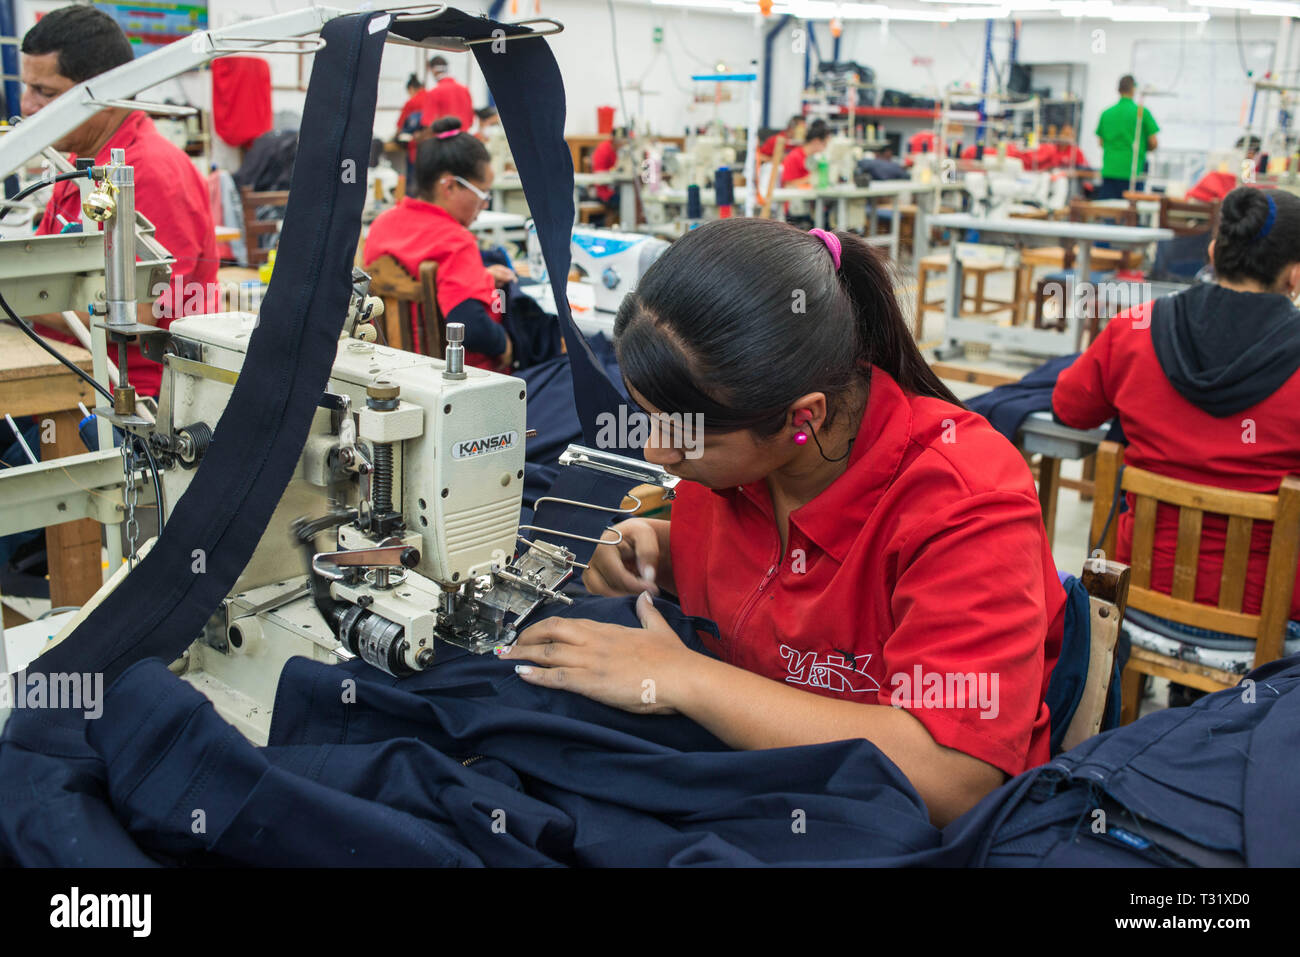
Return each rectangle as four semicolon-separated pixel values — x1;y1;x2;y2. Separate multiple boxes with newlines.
0;6;679;744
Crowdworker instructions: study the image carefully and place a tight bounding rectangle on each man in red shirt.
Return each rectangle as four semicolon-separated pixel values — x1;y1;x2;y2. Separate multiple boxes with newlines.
757;114;806;159
21;5;217;398
421;55;474;132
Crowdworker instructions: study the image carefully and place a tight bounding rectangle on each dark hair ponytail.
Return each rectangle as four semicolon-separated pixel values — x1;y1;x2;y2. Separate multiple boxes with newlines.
613;218;959;439
836;231;961;406
414;116;490;197
1213;186;1300;288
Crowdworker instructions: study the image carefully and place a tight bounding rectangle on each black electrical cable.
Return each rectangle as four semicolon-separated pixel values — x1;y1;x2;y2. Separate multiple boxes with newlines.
0;288;112;401
135;433;166;531
11;168;91;203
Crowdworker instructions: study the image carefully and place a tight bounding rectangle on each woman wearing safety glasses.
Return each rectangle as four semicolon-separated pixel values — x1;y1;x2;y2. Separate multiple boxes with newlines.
365;115;515;371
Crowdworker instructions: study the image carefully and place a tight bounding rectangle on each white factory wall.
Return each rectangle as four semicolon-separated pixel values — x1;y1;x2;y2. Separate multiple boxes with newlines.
13;0;1297;157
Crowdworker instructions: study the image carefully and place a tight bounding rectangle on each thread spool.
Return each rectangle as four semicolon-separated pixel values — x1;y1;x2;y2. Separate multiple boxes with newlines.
686;183;703;220
714;166;735;210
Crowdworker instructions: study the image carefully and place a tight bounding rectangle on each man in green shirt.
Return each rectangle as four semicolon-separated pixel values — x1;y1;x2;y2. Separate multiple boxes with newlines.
1094;74;1159;199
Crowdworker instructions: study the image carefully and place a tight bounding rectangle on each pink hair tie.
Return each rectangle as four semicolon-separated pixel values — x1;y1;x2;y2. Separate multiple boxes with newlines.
808;228;841;270
436;128;462;139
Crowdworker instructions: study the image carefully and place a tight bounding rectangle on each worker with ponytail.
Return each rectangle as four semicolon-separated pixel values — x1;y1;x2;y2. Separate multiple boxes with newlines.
501;218;1066;826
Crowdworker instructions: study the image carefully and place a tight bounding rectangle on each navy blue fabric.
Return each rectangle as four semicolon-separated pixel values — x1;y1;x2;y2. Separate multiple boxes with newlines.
967;354;1082;441
968;353;1125;447
0;597;943;866
941;653;1300;866
518;333;623;525
1045;574;1091;755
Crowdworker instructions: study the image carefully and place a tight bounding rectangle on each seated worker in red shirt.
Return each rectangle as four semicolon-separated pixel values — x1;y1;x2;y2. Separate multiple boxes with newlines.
501;220;1065;826
397;73;429;132
21;4;217;398
589;129;624;211
757;114;806;159
780;119;831;187
1187;136;1261;204
421;55;474;132
364;117;513;370
1054;186;1300;656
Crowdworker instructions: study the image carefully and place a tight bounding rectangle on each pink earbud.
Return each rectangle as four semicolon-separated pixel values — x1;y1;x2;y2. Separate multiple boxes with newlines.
793;409;812;445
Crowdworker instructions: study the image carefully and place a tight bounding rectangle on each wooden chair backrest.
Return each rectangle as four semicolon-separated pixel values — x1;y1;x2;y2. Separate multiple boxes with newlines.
1158;197;1219;238
239;187;290;267
1090;441;1300;665
363;254;443;356
1068;199;1138;228
1061;558;1131;752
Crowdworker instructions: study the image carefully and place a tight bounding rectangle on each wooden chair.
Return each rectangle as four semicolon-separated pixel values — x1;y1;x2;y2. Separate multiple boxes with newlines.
1016;200;1144;320
1158;196;1219;237
363;255;444;355
1089;441;1300;724
1062;558;1132;751
239;187;290;267
914;249;1018;340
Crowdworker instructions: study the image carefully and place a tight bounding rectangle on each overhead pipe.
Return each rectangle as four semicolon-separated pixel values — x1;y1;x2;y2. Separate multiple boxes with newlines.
761;13;791;130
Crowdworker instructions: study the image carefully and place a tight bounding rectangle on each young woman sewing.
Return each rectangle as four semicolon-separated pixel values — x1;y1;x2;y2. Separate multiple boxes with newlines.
499;219;1065;826
364;116;514;370
1054;186;1300;652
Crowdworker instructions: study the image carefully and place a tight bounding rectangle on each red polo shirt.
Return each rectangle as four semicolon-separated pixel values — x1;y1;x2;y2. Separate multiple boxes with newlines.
671;368;1064;777
363;197;501;368
591;139;617;203
421;76;474;132
780;146;810;185
37;112;218;397
1053;301;1300;619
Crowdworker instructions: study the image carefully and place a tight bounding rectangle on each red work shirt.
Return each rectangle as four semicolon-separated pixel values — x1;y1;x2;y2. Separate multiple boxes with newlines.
422;76;474;132
780;146;810;185
362;197;501;368
757;133;785;159
1186;171;1240;204
1053;301;1300;619
397;90;429;131
671;368;1065;777
37;112;218;397
591;139;617;203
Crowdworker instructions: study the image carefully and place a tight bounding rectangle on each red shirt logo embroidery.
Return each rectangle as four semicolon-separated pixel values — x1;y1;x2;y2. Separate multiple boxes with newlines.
779;645;879;695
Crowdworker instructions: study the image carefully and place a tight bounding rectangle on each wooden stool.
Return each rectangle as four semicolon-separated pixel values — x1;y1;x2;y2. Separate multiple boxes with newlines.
914;252;1016;340
578;200;608;226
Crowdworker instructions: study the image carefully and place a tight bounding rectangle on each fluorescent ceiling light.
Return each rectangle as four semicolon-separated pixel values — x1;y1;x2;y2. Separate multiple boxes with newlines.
1108;7;1210;19
651;0;955;18
1191;0;1300;12
917;0;1056;6
953;6;1011;15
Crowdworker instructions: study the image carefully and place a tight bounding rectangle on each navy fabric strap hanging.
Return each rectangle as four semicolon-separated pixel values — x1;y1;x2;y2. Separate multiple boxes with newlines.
389;13;648;567
388;11;637;457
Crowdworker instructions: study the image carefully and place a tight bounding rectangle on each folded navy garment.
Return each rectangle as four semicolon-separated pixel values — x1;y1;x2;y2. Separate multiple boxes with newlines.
0;597;941;867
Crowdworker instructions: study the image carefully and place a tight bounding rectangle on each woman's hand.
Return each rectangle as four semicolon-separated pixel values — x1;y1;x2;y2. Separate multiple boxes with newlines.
487;264;517;287
583;518;663;597
501;591;692;714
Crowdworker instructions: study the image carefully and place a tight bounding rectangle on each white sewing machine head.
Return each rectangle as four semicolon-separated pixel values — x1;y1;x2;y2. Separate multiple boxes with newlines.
569;226;669;314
